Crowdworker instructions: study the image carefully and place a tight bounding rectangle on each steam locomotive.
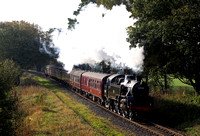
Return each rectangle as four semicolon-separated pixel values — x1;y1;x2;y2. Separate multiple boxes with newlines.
44;65;153;119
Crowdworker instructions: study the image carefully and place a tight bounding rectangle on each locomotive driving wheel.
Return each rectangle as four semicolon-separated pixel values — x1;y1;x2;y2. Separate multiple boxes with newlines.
105;100;110;110
129;109;138;120
113;100;119;113
129;110;134;120
124;109;129;118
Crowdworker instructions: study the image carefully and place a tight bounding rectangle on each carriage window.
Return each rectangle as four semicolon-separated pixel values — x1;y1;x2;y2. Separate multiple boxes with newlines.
89;79;92;87
74;76;79;82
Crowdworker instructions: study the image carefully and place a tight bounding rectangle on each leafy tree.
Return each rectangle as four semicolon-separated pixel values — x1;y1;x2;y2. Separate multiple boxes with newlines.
0;59;20;136
123;66;134;75
67;0;132;30
96;60;111;73
72;61;114;73
73;63;92;71
70;0;200;94
0;21;59;69
126;0;200;93
0;59;20;96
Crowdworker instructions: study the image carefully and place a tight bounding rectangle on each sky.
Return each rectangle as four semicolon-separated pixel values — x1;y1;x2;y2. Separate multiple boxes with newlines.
0;0;144;72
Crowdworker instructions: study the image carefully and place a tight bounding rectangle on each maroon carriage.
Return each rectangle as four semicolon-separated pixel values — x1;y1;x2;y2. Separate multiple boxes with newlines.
69;70;85;90
81;72;110;101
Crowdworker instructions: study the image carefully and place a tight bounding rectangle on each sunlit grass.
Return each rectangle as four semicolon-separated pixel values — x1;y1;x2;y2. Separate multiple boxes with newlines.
56;91;126;136
172;79;194;91
15;85;96;136
15;71;132;136
151;88;200;136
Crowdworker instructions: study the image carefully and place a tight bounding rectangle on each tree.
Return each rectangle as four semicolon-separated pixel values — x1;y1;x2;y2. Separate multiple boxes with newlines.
97;60;111;73
69;0;200;94
0;21;59;69
0;59;20;96
67;0;132;30
0;59;20;136
126;0;200;93
73;63;92;71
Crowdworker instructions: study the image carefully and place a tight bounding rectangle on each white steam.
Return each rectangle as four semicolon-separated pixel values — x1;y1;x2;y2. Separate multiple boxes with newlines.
54;4;144;72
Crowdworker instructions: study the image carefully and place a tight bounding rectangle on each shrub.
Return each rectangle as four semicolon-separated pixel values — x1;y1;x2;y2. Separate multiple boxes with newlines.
0;59;20;136
0;59;20;95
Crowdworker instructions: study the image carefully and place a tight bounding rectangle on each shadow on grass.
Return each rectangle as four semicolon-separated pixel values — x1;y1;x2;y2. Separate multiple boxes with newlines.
20;75;57;90
42;106;57;113
151;97;200;129
39;80;56;88
20;77;40;86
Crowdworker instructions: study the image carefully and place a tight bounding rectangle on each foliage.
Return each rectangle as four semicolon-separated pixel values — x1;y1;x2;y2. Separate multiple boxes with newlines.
147;70;172;92
68;18;79;30
151;92;200;135
96;60;111;73
0;59;20;136
72;61;137;75
127;0;200;94
72;60;115;73
73;63;92;71
69;0;200;94
67;0;132;30
0;21;59;69
0;59;20;97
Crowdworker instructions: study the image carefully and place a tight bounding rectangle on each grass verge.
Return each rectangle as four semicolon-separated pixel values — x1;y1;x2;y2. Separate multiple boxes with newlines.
15;71;133;136
151;91;200;136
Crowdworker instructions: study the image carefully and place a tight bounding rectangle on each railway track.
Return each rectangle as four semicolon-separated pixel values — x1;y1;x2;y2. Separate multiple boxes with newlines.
30;70;186;136
68;88;186;136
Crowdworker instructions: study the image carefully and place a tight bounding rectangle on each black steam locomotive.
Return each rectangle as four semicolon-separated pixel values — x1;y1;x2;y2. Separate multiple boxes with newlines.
45;65;153;119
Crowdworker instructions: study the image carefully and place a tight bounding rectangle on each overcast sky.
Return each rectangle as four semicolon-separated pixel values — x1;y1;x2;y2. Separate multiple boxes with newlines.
0;0;144;71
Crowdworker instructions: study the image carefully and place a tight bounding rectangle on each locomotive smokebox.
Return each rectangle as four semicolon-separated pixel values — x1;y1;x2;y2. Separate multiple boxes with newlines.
132;82;149;97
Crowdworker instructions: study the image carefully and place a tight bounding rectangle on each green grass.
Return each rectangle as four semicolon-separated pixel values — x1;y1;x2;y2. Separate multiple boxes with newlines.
148;76;200;136
18;72;200;135
172;78;194;91
15;71;134;136
36;74;129;136
151;89;200;136
176;118;200;136
16;86;95;136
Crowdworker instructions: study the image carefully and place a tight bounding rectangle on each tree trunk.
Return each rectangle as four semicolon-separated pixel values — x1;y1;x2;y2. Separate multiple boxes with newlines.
146;75;149;83
164;74;168;91
195;74;200;95
37;65;41;72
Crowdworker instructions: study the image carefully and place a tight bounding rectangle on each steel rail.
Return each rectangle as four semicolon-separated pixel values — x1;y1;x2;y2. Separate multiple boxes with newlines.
68;87;186;136
42;72;186;136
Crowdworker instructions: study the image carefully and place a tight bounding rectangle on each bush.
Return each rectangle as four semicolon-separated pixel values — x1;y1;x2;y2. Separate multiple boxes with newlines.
0;59;20;95
0;59;20;136
151;92;200;129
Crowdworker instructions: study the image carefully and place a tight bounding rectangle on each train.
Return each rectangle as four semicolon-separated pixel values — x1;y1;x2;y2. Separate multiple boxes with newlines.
44;65;153;119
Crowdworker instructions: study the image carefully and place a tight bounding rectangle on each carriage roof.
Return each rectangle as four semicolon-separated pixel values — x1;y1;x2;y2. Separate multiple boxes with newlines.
82;72;110;81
